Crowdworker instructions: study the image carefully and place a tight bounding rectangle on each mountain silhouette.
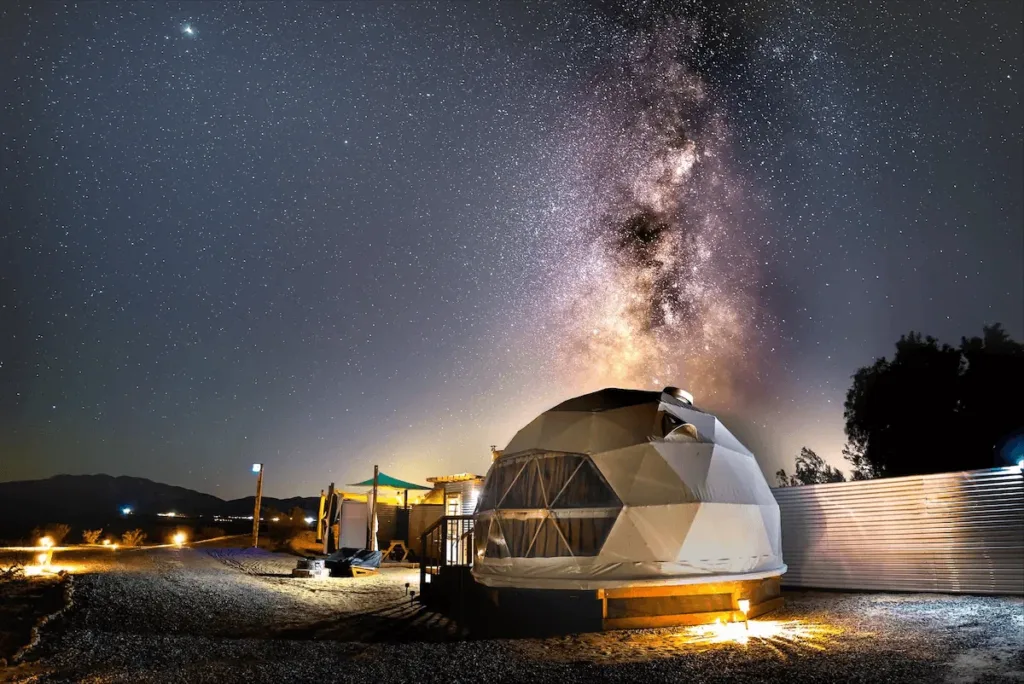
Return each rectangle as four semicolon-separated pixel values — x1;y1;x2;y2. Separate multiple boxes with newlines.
0;474;320;537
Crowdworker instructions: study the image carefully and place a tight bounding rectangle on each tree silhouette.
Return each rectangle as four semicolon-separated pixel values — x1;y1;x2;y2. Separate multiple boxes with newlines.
776;447;846;486
843;324;1024;479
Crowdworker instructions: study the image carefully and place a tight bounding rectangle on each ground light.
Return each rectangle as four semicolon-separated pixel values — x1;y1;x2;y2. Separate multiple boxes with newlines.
674;618;844;649
738;599;751;630
172;532;187;546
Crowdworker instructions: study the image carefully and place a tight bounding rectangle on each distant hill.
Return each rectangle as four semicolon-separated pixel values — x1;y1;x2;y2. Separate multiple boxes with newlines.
0;474;320;534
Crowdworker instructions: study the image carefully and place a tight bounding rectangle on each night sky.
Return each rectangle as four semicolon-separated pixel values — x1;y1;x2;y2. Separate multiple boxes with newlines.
2;1;1021;499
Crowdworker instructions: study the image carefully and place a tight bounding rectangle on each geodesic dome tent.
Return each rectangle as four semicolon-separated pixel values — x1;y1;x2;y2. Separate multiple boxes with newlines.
472;387;786;590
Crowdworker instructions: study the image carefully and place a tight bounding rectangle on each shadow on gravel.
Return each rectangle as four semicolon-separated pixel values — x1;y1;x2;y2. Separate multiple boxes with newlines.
271;598;468;643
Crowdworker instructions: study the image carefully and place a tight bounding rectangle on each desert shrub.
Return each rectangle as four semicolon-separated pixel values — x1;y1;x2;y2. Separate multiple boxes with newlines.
286;530;320;556
198;527;226;540
263;508;293;541
82;529;103;544
31;523;72;545
1;564;25;581
121;529;147;547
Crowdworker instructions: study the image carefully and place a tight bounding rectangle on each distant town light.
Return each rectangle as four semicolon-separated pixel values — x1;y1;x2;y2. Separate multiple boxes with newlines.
121;506;133;515
102;539;111;546
304;516;315;524
157;512;177;518
252;463;263;473
39;536;54;549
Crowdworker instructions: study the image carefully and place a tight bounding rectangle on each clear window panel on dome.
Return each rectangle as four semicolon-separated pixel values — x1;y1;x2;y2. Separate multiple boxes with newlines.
538;453;585;505
500;458;547;509
499;517;542;557
477;458;526;511
482;517;511;559
551;457;622;509
553;512;617;556
473;517;489;558
526;516;573;557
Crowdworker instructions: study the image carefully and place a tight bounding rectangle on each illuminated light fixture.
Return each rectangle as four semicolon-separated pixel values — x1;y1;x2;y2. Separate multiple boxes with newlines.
111;543;119;550
172;532;187;546
304;516;315;524
252;463;262;473
738;598;751;631
1017;457;1024;470
271;517;280;522
37;552;49;564
102;539;111;546
157;512;177;517
121;506;133;515
39;536;54;549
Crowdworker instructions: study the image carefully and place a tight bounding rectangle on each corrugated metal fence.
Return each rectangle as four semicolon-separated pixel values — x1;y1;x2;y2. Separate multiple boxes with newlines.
774;466;1024;595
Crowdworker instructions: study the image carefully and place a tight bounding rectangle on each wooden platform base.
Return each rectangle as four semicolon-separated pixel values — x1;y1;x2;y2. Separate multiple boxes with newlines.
599;576;783;630
478;575;784;633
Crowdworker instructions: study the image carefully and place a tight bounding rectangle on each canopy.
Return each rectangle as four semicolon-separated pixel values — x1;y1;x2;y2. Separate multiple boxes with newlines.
348;472;431;490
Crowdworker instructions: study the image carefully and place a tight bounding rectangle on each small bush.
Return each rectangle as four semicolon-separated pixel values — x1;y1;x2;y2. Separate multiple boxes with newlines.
121;529;147;547
31;523;72;545
1;564;25;581
82;529;103;544
286;530;320;556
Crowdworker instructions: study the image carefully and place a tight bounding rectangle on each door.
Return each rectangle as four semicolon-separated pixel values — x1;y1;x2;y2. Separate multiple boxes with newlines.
445;493;464;564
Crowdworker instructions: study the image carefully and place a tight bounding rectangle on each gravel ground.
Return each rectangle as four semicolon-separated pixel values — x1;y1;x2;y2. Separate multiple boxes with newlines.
2;547;1021;684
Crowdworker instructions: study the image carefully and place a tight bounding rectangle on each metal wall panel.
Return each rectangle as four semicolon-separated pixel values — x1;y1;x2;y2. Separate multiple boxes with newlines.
774;466;1024;595
445;480;484;515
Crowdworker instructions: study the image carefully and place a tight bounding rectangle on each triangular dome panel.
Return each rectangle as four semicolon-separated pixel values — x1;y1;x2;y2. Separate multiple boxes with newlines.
593;443;693;506
677;503;776;568
628;503;700;562
704;445;776;505
600;509;654;561
654;442;715;499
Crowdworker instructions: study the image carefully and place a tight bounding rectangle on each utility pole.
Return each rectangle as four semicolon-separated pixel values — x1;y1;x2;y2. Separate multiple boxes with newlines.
316;489;326;544
251;463;264;548
368;464;379;551
323;482;335;555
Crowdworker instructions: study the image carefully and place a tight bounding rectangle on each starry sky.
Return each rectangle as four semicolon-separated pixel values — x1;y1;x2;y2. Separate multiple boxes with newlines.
2;1;1021;499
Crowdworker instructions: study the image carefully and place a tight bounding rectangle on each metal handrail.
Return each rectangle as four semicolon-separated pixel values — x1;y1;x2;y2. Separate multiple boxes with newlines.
419;515;475;596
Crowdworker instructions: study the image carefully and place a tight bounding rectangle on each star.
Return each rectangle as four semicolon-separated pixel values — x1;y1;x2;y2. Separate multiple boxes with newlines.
182;24;195;37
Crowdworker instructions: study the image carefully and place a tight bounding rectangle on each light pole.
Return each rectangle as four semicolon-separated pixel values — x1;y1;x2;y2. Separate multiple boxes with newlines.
251;463;264;548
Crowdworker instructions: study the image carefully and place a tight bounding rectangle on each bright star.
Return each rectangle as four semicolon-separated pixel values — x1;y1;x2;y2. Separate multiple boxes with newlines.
183;24;195;36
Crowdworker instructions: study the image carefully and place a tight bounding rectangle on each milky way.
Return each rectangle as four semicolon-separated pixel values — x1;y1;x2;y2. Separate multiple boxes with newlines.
536;21;764;404
3;1;1020;494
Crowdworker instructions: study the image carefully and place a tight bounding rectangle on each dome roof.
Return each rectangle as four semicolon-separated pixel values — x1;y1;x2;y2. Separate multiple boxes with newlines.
472;387;786;590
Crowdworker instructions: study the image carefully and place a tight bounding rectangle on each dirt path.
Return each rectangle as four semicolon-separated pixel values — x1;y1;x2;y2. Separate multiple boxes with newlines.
5;547;1022;683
